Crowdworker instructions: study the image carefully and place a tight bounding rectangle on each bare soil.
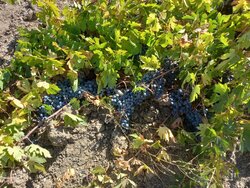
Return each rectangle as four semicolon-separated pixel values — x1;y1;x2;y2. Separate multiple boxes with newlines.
0;0;37;67
0;1;250;188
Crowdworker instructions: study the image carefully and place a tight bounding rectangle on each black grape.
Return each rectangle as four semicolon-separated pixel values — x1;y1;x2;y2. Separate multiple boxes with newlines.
36;57;203;132
169;89;202;132
162;58;179;87
110;63;169;128
37;78;97;120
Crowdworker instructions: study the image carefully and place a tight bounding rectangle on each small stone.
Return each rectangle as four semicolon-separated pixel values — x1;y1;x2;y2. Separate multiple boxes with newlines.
23;9;36;21
47;126;73;147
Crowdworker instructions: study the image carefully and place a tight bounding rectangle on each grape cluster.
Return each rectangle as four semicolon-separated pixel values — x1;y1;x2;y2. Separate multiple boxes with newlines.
37;79;97;120
111;89;151;128
36;58;202;132
99;87;116;97
162;58;179;87
169;89;202;132
110;58;180;129
111;68;168;128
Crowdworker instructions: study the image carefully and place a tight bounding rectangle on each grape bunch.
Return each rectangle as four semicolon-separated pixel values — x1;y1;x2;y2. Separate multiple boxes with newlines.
99;87;116;97
36;57;202;132
110;58;181;129
169;89;202;132
111;89;151;128
162;58;179;87
111;68;169;128
37;79;97;120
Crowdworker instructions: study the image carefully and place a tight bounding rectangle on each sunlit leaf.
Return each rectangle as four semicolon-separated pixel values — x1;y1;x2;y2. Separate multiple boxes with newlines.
190;84;201;102
157;127;176;143
7;146;25;162
140;55;160;71
134;164;154;176
7;97;24;109
37;81;50;89
63;112;87;126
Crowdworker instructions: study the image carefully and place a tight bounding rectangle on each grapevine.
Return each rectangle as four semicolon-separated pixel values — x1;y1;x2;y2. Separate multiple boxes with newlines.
0;0;249;187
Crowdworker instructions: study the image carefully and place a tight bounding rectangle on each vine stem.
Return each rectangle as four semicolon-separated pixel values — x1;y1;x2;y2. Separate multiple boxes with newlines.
17;66;177;144
17;89;106;144
206;168;216;188
17;105;66;144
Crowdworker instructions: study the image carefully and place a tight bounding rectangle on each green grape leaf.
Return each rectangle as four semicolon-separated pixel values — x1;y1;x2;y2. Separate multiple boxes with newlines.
190;85;201;102
182;14;196;20
214;83;229;95
238;30;250;49
220;33;229;46
0;80;3;90
158;32;173;47
33;163;46;173
130;134;145;149
70;98;80;110
25;144;52;158
29;156;46;164
13;132;25;142
182;72;196;87
67;70;78;92
2;136;14;145
63;112;87;127
121;37;141;55
140;55;160;70
43;104;53;115
92;166;106;175
99;69;118;89
7;146;25;162
47;84;61;95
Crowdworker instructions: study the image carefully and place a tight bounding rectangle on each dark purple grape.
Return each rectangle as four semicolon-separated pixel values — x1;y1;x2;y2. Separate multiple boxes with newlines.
169;89;202;132
37;78;98;120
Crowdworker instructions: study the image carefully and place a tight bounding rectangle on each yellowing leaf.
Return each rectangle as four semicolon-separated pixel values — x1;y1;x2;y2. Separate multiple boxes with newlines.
130;134;153;149
157;127;176;143
146;13;161;32
134;164;154;176
7;97;24;109
16;80;31;93
158;32;173;47
37;81;50;89
151;140;162;149
156;150;170;162
115;159;131;171
12;117;27;124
